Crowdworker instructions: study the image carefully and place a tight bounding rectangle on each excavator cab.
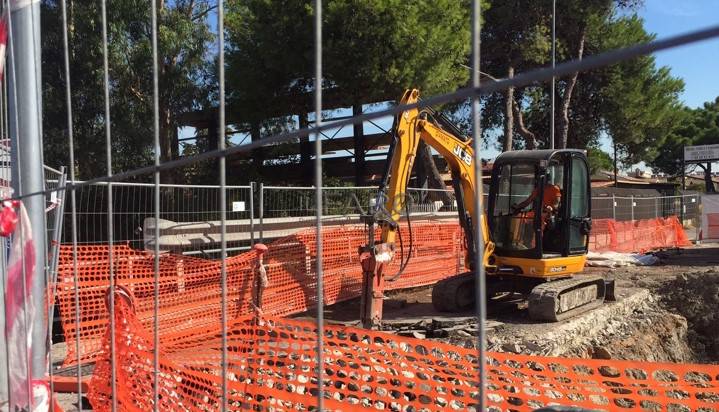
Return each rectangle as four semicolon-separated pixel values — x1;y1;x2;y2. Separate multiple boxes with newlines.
488;149;592;264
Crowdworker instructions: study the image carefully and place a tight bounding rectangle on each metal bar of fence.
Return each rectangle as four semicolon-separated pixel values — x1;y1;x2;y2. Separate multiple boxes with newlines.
100;0;118;408
259;182;264;243
217;0;229;409
47;168;67;283
58;0;84;401
150;0;161;406
45;167;67;402
470;0;487;409
7;0;50;389
250;181;255;246
696;196;701;243
262;185;377;190
611;194;616;220
25;1;50;392
0;223;7;404
65;180;250;189
313;0;325;408
0;68;8;402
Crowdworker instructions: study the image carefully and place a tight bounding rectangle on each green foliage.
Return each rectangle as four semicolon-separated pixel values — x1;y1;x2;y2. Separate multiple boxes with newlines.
650;98;719;177
587;147;614;175
42;0;213;180
225;0;472;119
597;15;685;164
477;1;685;160
505;12;683;160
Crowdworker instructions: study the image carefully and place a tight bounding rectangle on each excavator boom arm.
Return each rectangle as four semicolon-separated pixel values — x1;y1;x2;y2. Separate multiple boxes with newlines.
379;89;492;269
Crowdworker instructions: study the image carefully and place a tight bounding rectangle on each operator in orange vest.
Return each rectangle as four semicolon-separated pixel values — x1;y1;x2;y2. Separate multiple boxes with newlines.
511;182;562;229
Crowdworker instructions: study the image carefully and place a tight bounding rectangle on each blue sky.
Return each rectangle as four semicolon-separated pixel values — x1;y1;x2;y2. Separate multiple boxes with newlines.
639;0;719;109
595;0;719;172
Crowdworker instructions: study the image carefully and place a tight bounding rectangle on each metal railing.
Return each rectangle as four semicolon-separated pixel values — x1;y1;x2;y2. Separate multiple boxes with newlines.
259;185;461;218
60;183;702;253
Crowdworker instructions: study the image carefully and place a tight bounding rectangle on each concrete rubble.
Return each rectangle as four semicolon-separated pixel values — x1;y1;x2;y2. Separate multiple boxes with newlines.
381;288;695;363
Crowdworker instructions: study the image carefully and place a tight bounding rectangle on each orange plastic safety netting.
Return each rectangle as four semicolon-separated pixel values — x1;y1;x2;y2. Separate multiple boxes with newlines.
87;288;719;412
55;217;691;366
54;220;466;366
589;216;691;253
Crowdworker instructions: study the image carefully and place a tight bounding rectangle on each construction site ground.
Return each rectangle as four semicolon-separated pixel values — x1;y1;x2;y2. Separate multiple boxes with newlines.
307;243;719;365
54;243;719;410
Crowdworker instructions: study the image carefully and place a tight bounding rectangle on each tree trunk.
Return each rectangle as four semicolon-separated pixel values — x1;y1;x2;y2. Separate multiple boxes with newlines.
705;162;716;193
512;96;537;150
556;26;586;149
416;141;452;204
157;0;176;184
503;66;514;152
250;121;264;178
352;104;366;185
159;103;175;183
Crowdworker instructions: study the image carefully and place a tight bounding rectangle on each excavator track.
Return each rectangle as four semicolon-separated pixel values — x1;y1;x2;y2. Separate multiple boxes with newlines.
527;275;606;322
432;272;476;312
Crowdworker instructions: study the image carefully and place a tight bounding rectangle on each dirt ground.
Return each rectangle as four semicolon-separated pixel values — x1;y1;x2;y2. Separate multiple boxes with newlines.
317;244;719;364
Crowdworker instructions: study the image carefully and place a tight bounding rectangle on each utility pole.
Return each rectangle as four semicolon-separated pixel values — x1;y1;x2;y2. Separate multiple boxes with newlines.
8;0;49;381
550;0;556;150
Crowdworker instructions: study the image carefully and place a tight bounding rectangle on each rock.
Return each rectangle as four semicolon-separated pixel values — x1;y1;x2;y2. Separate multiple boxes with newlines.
598;366;621;378
432;329;449;338
502;343;522;354
625;368;649;380
592;346;612;360
431;317;475;329
411;331;426;339
397;330;426;338
522;341;543;353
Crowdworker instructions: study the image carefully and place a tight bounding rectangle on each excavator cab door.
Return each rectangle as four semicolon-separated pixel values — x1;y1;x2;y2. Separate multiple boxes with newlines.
565;153;591;256
540;152;591;257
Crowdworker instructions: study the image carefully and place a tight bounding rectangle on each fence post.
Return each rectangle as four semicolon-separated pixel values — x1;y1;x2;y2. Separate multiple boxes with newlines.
680;194;685;226
259;182;264;243
8;0;49;380
611;194;616;220
323;186;328;215
696;195;701;244
249;182;255;246
631;195;635;222
0;229;7;402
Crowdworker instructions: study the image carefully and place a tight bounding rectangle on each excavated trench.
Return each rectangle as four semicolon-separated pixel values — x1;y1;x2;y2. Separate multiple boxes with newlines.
659;271;719;363
372;270;719;363
380;247;719;365
436;287;698;363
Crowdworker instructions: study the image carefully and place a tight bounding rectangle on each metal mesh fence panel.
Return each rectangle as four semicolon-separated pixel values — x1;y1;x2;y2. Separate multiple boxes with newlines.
62;182;252;253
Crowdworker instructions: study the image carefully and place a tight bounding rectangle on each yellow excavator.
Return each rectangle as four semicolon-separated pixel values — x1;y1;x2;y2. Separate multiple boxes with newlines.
358;89;609;329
